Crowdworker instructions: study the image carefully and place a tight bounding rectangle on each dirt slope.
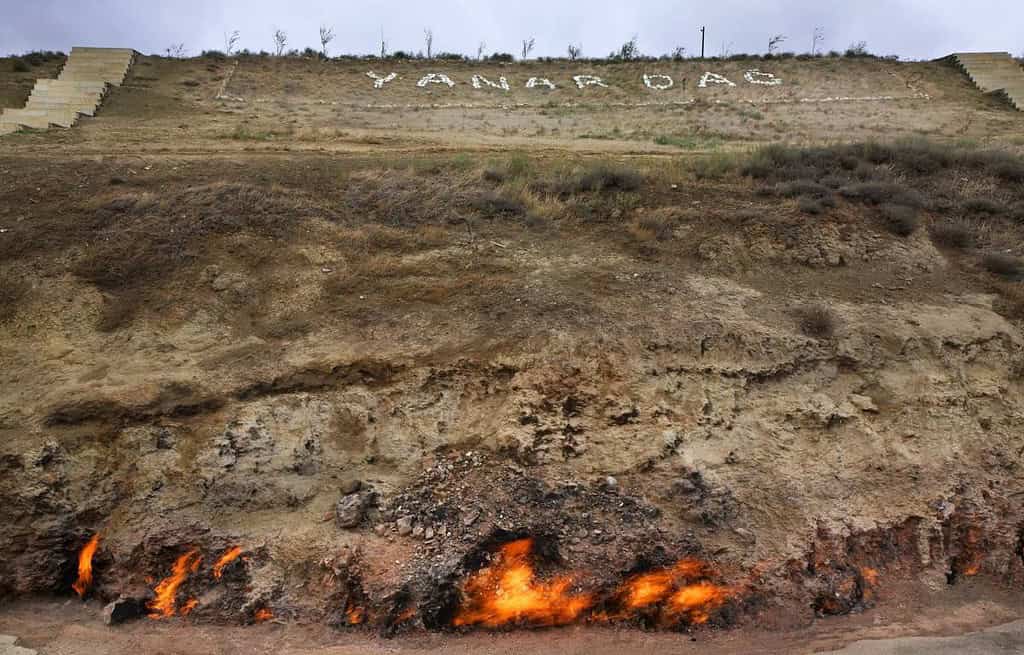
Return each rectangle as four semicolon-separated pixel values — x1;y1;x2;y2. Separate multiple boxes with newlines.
0;55;1023;650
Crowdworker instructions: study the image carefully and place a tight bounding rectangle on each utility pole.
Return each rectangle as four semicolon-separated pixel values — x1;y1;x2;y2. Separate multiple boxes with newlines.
699;26;706;59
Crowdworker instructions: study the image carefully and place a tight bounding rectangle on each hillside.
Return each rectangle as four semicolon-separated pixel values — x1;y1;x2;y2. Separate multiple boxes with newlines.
1;54;1024;654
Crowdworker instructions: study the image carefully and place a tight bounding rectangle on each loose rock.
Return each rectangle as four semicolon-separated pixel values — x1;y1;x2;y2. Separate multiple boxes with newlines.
336;493;369;529
103;596;146;626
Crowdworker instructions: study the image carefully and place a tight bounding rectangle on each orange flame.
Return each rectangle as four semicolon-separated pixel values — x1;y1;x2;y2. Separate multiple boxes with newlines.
346;605;367;625
148;549;202;619
212;546;243;580
598;558;731;626
453;539;594;628
255;608;274;623
72;534;101;599
180;598;199;616
665;582;731;624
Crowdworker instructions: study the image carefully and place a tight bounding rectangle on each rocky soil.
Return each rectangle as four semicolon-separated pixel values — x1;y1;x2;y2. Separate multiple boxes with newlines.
0;145;1022;637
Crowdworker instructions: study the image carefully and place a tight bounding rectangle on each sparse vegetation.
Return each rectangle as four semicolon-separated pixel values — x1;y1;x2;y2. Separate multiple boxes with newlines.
797;196;826;215
879;203;920;236
982;253;1023;278
795;303;836;339
930;219;976;250
963;198;1006;215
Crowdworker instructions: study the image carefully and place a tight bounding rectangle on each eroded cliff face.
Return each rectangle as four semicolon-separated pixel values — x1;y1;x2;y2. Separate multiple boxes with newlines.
2;273;1021;629
1;149;1023;631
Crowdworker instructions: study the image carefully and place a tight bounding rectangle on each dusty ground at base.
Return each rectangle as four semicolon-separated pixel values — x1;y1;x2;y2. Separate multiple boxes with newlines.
1;53;1024;646
0;582;1022;654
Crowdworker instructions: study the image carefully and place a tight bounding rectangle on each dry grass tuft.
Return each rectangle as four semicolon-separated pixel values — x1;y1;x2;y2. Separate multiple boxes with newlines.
795;303;837;339
981;253;1023;278
930;219;976;250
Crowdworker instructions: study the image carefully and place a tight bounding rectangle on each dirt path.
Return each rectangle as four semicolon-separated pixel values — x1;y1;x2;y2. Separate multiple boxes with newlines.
1;589;1022;655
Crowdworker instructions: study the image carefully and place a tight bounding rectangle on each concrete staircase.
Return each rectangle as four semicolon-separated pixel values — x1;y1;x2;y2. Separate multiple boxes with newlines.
950;52;1024;111
0;47;135;135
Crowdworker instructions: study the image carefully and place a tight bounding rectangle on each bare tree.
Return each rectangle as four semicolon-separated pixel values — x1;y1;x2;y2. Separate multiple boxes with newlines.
319;24;335;57
223;30;240;56
380;27;387;59
768;34;787;55
718;41;734;58
671;46;686;60
614;35;639;60
521;37;535;60
567;43;582;61
424;29;434;59
477;41;487;60
812;27;825;55
273;29;287;56
165;43;187;58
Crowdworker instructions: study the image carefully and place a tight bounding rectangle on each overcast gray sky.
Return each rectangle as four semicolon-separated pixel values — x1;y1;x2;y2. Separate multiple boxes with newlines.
3;1;1022;61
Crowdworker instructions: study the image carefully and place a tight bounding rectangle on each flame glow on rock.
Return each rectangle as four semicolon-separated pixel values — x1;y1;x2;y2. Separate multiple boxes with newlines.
148;549;202;619
212;546;243;579
255;608;274;623
600;558;732;626
453;538;594;628
71;534;101;599
346;604;367;625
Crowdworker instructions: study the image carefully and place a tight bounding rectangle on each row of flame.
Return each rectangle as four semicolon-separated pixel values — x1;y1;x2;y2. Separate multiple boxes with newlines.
72;536;272;622
74;535;745;628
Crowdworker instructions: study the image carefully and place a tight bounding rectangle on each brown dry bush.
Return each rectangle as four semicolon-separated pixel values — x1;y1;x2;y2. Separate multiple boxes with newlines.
0;272;29;323
930;219;976;250
628;213;675;241
795;303;837;339
879;203;920;236
962;198;1006;216
981;253;1023;278
552;165;644;196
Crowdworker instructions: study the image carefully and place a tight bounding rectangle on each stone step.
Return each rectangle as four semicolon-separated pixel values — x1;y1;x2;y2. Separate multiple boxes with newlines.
3;45;135;134
36;79;107;90
2;108;80;127
949;51;1024;111
25;101;98;116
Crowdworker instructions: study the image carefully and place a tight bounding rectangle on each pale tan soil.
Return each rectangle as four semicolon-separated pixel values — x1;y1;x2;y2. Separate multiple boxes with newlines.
2;55;1023;156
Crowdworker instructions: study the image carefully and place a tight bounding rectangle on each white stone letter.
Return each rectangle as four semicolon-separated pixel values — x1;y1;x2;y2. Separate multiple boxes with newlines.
744;70;783;86
698;72;736;88
417;73;456;88
526;77;557;89
573;75;608;89
643;74;674;90
471;74;510;91
366;71;398;89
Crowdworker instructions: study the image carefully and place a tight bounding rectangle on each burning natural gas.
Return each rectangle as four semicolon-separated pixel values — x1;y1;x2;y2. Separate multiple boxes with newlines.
69;535;744;631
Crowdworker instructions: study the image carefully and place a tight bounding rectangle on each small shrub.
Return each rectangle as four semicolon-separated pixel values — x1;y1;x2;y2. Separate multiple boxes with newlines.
629;213;675;241
879;204;920;236
992;160;1024;183
481;169;505;184
778;179;830;198
798;197;826;215
0;272;29;323
795;303;836;339
1009;202;1024;223
562;165;643;194
840;183;923;208
471;191;526;217
12;58;30;72
981;253;1023;278
694;153;738;180
930;219;975;249
962;197;1005;215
